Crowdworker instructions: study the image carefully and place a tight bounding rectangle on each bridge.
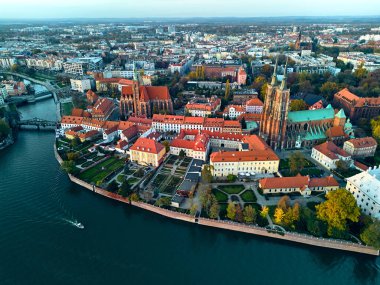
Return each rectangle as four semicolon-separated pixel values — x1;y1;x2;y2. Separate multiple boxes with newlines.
18;117;57;131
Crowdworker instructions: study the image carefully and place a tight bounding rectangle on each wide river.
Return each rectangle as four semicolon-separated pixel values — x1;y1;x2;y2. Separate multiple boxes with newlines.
0;99;379;285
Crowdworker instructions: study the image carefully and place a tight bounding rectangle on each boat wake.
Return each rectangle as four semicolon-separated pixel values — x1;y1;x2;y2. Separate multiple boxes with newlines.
63;218;84;229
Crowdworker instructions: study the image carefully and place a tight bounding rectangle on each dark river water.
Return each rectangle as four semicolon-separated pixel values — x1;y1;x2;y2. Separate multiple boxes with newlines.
0;99;379;285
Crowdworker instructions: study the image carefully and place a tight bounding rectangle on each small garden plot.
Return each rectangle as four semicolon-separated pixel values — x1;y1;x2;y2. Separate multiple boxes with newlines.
218;185;245;195
81;161;94;168
127;177;139;186
212;188;228;203
240;190;257;203
160;176;182;194
79;157;124;184
117;174;125;183
152;174;168;187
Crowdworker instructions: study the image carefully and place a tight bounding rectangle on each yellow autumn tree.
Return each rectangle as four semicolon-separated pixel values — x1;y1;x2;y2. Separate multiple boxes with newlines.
274;207;285;224
260;205;269;218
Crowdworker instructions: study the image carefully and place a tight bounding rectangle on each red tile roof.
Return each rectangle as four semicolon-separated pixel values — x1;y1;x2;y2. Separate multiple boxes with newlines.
345;137;377;148
313;141;350;160
130;138;165;154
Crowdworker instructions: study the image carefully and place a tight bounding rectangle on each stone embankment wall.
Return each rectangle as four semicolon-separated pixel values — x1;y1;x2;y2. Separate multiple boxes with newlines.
55;147;379;256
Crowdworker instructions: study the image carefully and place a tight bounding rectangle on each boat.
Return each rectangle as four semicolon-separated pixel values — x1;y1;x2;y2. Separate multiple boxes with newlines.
73;221;84;229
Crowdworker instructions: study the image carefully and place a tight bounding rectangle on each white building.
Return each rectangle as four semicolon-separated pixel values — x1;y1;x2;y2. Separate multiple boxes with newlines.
70;78;92;93
0;57;17;68
346;166;380;219
311;141;352;170
223;105;245;119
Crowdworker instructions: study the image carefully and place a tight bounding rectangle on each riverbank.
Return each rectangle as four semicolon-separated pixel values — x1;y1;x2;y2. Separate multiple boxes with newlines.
53;146;380;256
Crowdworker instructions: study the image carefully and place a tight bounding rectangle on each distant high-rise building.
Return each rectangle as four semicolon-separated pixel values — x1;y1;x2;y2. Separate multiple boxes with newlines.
168;25;176;35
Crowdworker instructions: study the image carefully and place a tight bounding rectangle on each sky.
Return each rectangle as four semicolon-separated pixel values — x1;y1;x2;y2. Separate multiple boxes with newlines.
2;0;380;18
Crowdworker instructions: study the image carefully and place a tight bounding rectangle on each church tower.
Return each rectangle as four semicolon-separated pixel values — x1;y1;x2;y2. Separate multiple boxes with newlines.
259;57;290;150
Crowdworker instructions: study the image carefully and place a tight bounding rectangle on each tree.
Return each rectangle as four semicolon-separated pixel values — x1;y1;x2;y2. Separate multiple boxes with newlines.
129;193;140;202
190;203;198;216
155;196;172;208
289;151;306;174
70;136;80;147
179;149;186;158
61;160;75;174
162;140;170;152
274;207;285;224
235;204;243;223
118;181;132;197
227;174;237;183
320;82;340;101
240;117;247;129
107;181;119;193
243;205;257;224
299;80;313;94
199;186;212;210
66;152;79;161
224;79;231;100
201;164;213;183
10;64;20;73
277;196;291;211
208;196;220;219
0;119;11;141
134;168;145;177
360;219;380;249
289;99;307;111
316;189;360;236
226;202;237;221
260;206;269;218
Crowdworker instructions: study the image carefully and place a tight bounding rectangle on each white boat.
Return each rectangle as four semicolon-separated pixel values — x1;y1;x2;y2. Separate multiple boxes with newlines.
73;221;84;229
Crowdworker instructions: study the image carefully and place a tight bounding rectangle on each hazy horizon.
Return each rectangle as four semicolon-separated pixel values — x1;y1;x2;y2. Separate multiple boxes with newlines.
2;0;380;19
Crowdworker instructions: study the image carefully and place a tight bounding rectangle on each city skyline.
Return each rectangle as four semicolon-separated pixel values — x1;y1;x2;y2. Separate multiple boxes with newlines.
2;0;380;19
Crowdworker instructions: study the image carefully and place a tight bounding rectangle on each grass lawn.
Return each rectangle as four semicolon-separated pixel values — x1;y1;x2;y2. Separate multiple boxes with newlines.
127;177;139;185
81;161;94;168
117;174;125;183
61;102;73;116
79;157;124;184
218;184;245;195
212;188;229;203
160;176;182;193
240;190;257;203
281;168;323;177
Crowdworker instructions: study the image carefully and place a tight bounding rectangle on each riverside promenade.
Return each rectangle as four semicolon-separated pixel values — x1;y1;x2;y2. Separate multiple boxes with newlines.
54;146;380;256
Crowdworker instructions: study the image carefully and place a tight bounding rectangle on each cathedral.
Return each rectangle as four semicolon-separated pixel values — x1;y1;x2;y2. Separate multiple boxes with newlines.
260;58;353;150
119;80;173;118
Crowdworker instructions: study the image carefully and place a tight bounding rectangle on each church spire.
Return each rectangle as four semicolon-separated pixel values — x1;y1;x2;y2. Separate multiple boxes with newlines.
280;57;288;90
270;56;279;86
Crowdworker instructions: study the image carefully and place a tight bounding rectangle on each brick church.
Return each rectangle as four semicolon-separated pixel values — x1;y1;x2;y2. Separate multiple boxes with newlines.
119;80;173;118
260;58;353;150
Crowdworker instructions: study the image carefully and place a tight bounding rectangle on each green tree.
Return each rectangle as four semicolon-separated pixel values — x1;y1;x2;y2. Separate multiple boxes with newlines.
289;151;306;174
179;149;186;158
226;202;237;220
243;205;257;224
66;152;79;161
10;64;20;73
360;219;380;249
199;186;212;210
0;119;11;140
155;196;172;208
316;189;360;236
70;136;81;148
240;117;247;129
107;181;119;193
320;82;340;101
201;164;213;183
190;203;198;216
289;99;307;111
227;174;237;183
118;180;132;197
61;160;75;174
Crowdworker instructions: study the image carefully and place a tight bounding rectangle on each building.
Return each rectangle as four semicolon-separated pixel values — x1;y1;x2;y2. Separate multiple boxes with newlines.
185;96;221;117
90;98;115;121
129;138;166;167
232;89;258;104
152;115;242;134
311;141;352;170
70;78;93;93
333;88;380;123
346;166;380;218
0;84;8;105
119;81;173;118
210;135;279;177
223;105;245;119
63;57;103;76
246;98;264;114
259;174;339;196
0;57;17;68
170;131;210;161
343;137;378;158
260;60;350;149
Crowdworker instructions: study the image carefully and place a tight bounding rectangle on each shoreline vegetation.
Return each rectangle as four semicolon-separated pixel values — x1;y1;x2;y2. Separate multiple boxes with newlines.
54;144;379;256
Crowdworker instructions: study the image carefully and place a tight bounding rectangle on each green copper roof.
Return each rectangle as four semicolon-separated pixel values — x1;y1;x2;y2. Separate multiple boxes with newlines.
304;131;326;141
335;109;346;119
288;108;335;123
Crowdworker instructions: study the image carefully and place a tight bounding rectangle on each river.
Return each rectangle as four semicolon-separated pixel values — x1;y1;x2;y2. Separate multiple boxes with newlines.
0;99;379;285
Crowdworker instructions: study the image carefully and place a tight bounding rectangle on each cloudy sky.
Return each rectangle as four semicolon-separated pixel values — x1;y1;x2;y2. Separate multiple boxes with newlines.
2;0;379;18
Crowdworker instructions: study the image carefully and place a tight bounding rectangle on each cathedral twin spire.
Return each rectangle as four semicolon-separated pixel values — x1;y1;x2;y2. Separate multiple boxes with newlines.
270;55;288;90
